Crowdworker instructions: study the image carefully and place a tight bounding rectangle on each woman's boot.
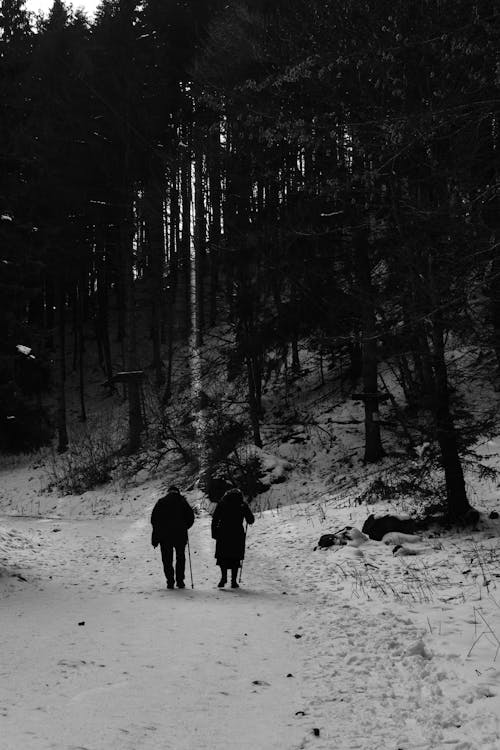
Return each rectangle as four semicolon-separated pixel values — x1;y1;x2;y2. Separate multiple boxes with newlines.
218;567;227;587
231;568;239;588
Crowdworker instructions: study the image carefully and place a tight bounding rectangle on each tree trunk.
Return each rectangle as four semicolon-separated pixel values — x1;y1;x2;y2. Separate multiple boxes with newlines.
115;223;126;347
348;339;363;384
428;256;470;517
122;213;143;453
355;231;384;463
180;123;192;338
208;122;222;326
193;123;205;347
168;156;180;291
71;287;78;373
95;234;113;382
362;339;384;463
490;255;500;373
291;333;300;375
44;279;55;349
246;354;263;448
54;276;68;453
144;171;166;388
290;281;301;375
162;287;175;405
77;277;86;422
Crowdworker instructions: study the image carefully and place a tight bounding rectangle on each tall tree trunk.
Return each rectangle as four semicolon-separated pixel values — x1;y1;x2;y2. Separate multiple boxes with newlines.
490;255;500;373
115;223;126;347
348;339;363;384
290;279;301;375
223;126;237;307
193;122;205;347
54;275;68;453
95;233;113;382
355;231;384;463
427;254;470;517
77;277;86;422
246;353;263;448
144;170;166;388
122;211;143;453
44;279;55;349
180;123;192;338
162;287;175;404
208;122;222;326
430;319;469;517
71;287;78;372
169;156;180;290
291;333;300;375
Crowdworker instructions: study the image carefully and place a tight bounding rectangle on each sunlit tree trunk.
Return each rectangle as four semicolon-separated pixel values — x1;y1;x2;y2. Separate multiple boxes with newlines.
180;122;192;338
207;122;222;326
193;121;205;346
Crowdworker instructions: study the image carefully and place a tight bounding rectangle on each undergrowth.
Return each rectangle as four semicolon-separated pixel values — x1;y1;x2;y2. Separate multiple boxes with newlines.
44;426;122;495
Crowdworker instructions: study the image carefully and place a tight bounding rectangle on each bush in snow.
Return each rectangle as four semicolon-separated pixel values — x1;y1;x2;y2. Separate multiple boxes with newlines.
45;426;120;494
200;448;266;501
354;465;446;518
200;443;292;502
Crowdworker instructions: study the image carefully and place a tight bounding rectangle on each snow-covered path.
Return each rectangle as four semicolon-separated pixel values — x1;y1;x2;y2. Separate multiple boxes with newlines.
2;505;500;750
1;514;305;750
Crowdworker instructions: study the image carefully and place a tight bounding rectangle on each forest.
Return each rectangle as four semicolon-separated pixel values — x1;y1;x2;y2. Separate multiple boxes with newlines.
1;0;499;520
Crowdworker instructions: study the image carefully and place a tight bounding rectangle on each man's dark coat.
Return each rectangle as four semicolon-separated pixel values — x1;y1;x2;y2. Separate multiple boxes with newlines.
151;491;195;547
211;491;254;562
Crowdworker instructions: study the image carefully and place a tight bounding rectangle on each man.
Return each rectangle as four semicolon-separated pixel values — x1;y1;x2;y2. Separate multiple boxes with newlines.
151;486;195;589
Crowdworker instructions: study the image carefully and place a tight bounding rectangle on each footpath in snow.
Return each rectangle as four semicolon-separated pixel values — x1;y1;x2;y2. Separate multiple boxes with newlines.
1;513;304;750
2;499;500;749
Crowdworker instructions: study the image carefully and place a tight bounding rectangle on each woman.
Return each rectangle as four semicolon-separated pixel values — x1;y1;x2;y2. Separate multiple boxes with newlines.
211;488;255;588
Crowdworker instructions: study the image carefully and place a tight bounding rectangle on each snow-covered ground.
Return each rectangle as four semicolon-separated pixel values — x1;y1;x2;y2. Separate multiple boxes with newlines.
2;457;500;750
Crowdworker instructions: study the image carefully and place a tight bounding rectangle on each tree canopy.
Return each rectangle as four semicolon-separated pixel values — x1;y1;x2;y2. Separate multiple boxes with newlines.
1;0;498;517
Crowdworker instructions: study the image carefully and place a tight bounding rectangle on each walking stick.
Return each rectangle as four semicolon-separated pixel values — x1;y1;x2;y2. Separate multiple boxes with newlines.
187;534;194;589
239;521;248;583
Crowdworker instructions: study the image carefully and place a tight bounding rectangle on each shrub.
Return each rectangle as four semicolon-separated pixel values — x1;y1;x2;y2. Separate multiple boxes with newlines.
45;428;119;494
354;464;446;516
200;448;266;501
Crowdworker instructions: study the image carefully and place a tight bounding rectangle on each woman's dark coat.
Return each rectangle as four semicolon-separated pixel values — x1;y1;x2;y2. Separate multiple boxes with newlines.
151;491;195;547
211;491;255;563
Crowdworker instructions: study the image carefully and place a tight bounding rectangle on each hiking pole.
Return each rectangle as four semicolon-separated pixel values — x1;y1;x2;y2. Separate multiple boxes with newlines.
239;521;248;583
187;534;194;589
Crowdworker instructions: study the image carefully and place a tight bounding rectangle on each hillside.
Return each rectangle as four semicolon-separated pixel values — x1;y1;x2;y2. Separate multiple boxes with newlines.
2;333;500;748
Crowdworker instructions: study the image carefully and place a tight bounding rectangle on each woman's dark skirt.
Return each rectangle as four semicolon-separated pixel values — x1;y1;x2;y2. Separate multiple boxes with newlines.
216;556;241;569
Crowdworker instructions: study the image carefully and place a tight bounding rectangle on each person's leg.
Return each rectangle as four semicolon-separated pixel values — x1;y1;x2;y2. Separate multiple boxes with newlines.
231;566;239;588
160;542;175;588
175;542;186;588
218;565;227;587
